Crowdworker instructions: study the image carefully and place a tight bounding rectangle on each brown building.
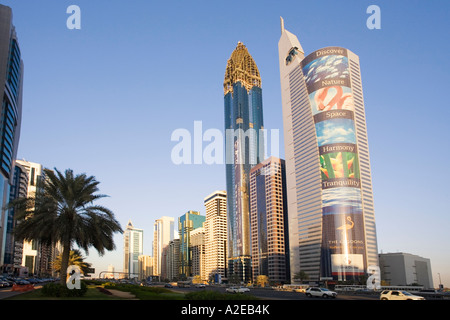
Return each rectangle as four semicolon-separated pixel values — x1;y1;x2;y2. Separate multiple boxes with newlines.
250;157;289;284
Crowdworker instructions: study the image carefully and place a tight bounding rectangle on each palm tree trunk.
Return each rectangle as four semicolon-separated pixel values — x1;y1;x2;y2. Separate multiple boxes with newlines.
60;241;71;285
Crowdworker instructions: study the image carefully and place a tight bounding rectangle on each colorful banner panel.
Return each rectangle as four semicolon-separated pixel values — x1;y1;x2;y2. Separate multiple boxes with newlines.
301;47;367;281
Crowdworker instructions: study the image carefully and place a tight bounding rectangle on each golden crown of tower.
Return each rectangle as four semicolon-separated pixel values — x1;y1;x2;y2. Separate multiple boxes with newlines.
223;42;261;95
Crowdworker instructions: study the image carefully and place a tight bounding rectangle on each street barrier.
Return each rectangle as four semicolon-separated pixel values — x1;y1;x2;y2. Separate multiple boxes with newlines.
12;284;35;292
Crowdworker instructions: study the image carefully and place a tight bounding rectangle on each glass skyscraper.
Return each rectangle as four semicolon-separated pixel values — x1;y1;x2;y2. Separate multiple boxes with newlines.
178;210;205;278
278;18;378;283
0;4;23;266
224;42;264;283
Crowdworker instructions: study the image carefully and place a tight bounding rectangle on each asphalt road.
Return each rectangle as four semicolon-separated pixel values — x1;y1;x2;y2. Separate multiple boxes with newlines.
171;286;379;300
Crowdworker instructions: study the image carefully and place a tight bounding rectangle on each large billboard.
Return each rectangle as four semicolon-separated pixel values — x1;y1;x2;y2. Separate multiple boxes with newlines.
301;47;367;280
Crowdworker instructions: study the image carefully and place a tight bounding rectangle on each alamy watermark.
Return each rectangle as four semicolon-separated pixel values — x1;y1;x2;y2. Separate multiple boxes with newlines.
66;265;81;289
66;5;81;30
366;5;381;30
170;121;280;166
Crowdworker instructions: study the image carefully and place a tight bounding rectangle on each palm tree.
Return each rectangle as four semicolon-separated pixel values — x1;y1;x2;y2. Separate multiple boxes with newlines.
10;168;123;285
52;249;92;275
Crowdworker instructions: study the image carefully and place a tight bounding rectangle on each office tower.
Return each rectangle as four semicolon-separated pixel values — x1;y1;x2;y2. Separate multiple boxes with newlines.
190;227;205;281
138;255;153;280
204;191;227;283
153;216;174;279
278;18;378;283
3;162;28;271
178;210;205;277
224;42;264;282
0;5;23;266
167;238;180;281
379;252;433;289
123;220;143;279
14;160;44;275
250;156;289;284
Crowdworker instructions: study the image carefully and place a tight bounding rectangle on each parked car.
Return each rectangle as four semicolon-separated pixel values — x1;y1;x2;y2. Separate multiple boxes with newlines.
305;287;337;298
380;290;425;300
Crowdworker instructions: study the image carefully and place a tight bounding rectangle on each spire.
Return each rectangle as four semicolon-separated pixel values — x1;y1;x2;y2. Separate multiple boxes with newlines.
126;220;133;229
280;16;285;34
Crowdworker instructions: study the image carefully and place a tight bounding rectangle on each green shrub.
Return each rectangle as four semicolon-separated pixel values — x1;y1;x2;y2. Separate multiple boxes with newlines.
41;281;88;297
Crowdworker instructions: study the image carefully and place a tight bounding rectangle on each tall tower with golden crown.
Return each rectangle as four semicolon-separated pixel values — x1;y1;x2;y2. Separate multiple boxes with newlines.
224;42;264;283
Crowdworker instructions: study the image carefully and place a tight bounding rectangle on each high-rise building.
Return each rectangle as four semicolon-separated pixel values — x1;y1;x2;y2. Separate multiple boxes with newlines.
190;227;205;281
0;5;23;266
3;162;28;269
167;238;180;281
278;18;378;283
14;160;45;275
138;255;153;280
224;42;264;282
153;216;174;279
123;220;143;279
250;156;290;284
178;210;205;277
204;191;227;283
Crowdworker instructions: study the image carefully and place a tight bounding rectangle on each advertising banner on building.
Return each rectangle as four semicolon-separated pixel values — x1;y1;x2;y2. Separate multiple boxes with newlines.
301;47;367;281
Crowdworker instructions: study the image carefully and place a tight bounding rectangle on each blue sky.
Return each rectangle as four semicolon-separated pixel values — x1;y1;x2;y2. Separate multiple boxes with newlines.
2;0;449;287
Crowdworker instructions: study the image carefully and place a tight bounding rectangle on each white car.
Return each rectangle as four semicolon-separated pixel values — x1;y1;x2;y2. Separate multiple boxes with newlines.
226;286;250;293
380;290;425;300
305;287;337;298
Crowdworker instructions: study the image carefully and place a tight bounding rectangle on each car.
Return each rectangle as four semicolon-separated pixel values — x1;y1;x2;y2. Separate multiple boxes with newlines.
226;286;238;293
195;283;206;288
227;286;250;293
305;287;337;298
380;290;425;300
164;283;173;288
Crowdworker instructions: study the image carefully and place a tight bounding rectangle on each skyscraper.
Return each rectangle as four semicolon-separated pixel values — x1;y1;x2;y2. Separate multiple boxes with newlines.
3;162;28;273
178;210;205;277
250;156;289;283
204;191;227;283
153;216;174;279
14;160;44;275
224;42;264;283
123;220;143;279
278;18;378;283
0;5;23;266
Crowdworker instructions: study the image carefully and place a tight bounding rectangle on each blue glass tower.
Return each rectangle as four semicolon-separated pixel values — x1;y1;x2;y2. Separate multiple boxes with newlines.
224;42;264;283
0;5;23;266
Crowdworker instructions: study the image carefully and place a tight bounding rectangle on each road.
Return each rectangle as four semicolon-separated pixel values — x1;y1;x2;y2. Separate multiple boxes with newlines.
171;285;379;300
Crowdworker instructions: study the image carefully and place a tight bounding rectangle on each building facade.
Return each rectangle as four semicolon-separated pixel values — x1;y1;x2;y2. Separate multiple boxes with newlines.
224;42;264;283
379;252;433;289
167;238;180;281
3;162;28;270
190;227;205;281
250;156;289;284
0;5;23;267
204;191;227;283
153;216;174;279
123;220;143;279
14;160;45;275
278;18;378;283
138;255;154;280
178;210;205;277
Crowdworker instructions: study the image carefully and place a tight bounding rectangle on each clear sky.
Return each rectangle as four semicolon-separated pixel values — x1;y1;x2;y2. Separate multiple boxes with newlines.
2;0;449;288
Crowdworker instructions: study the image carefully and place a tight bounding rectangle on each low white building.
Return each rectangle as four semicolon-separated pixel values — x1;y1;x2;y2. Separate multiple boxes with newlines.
379;252;434;289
